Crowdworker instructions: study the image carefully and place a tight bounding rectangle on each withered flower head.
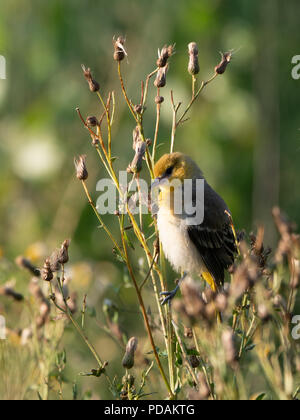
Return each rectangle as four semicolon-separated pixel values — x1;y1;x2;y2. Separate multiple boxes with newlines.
113;36;127;62
86;116;99;127
127;141;146;174
15;256;41;277
156;44;175;68
81;64;100;92
215;51;232;75
74;155;88;181
122;337;138;369
41;258;53;282
58;239;70;265
188;42;200;75
155;95;164;104
154;64;169;88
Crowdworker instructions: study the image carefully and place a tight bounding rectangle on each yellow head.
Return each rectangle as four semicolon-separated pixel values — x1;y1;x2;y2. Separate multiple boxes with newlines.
153;152;202;185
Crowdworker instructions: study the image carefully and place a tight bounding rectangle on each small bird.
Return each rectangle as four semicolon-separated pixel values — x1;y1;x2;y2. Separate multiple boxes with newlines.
152;152;237;304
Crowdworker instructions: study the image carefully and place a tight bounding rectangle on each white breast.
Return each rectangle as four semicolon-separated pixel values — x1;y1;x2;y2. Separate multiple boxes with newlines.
157;207;204;275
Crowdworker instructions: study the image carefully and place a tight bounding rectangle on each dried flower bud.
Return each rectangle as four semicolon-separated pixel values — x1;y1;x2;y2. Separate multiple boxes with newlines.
74;155;88;181
154;64;168;88
122;373;135;387
15;256;40;277
113;36;127;62
122;337;138;369
184;326;193;339
41;258;53;282
81;64;100;92
189;353;200;368
156;44;175;67
49;249;61;272
215;51;232;75
188;42;200;75
127;141;146;174
0;284;24;301
86;116;99;127
155;95;164;104
58;239;70;265
133;104;145;114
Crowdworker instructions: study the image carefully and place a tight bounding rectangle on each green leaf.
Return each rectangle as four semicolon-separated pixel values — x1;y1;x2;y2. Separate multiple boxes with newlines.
256;393;266;400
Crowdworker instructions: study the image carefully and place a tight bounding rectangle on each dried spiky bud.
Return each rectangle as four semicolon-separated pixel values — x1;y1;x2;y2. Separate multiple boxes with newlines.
184;326;193;339
154;64;169;88
133;104;145;115
0;284;24;301
156;44;175;68
41;258;53;282
215;51;232;75
15;256;40;277
155;95;164;104
58;239;70;265
74;155;88;181
189;353;200;368
81;64;100;92
222;329;238;367
127;141;146;174
122;373;135;387
86;116;99;127
188;42;200;75
122;337;138;369
113;36;127;62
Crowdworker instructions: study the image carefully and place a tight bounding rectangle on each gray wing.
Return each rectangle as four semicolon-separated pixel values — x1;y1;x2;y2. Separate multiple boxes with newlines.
187;180;237;287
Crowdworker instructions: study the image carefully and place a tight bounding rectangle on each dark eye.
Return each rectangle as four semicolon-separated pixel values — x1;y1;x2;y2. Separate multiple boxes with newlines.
165;166;174;177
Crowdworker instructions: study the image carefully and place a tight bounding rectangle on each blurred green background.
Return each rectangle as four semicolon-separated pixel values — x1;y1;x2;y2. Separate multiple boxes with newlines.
0;0;300;399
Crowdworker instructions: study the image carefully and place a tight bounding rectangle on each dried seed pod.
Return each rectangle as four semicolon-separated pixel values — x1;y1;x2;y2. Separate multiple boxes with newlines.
15;256;40;277
122;337;138;369
58;239;70;265
188;42;200;75
154;64;168;88
127;141;146;174
113;36;127;61
49;249;61;272
86;116;99;127
189;353;200;368
155;95;164;104
156;44;175;67
74;155;88;181
41;258;53;282
122;373;135;387
134;104;144;114
0;285;24;301
215;51;232;75
132;126;141;150
184;326;193;339
81;64;100;92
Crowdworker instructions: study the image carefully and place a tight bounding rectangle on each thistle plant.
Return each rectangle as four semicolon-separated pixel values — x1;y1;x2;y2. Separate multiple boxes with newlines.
1;37;299;401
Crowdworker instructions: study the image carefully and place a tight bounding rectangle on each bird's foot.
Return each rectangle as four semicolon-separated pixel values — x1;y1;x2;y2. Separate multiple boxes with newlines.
160;285;179;305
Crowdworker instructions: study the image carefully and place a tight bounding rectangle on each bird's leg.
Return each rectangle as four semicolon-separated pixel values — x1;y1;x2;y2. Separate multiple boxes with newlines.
160;272;188;305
